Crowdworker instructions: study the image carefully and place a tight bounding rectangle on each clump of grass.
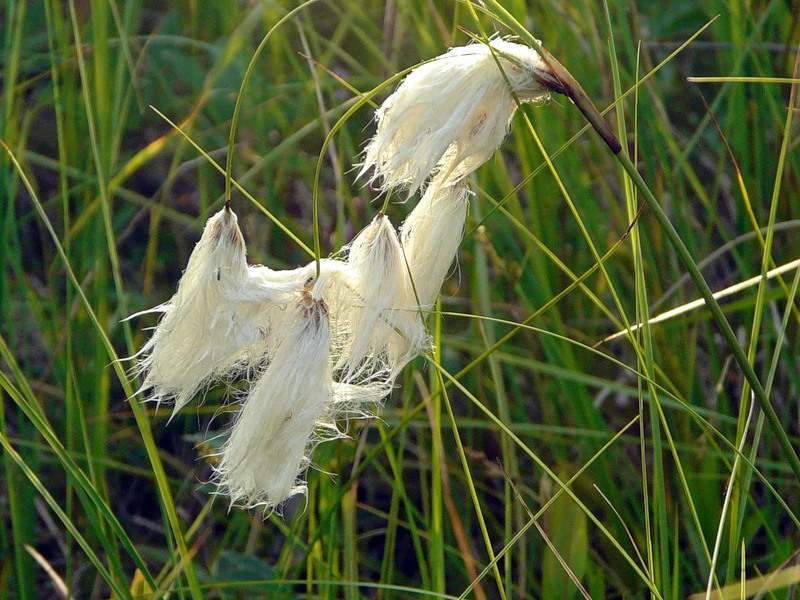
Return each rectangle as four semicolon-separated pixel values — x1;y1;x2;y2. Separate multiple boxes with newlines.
1;1;798;599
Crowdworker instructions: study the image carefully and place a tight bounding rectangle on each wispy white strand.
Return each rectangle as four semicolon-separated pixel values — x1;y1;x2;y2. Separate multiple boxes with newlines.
359;39;552;194
332;214;408;379
130;208;306;416
376;175;470;367
318;378;396;441
215;295;332;510
215;291;396;511
400;176;471;310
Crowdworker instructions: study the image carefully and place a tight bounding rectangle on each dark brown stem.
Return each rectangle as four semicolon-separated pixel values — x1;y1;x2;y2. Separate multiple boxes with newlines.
536;45;622;154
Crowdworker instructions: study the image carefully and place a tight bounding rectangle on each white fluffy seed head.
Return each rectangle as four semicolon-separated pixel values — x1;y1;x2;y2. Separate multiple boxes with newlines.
214;295;332;510
359;39;552;194
129;208;307;417
400;176;471;310
129;38;551;513
213;290;397;512
370;174;472;369
332;214;407;379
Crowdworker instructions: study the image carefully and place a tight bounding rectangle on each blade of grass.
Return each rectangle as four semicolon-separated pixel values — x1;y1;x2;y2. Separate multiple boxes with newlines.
471;200;524;593
68;2;202;593
2;1;36;597
727;48;800;581
604;14;660;590
438;309;800;524
507;473;592;600
428;303;446;596
434;363;508;600
0;342;156;592
1;140;198;598
434;359;661;597
0;431;132;600
67;4;126;587
149;106;314;256
459;415;641;599
224;0;322;209
482;0;800;485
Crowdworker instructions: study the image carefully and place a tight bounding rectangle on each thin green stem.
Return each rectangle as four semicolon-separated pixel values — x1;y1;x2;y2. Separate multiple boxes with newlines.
379;188;393;215
478;0;800;483
225;0;322;208
437;366;508;600
615;151;800;483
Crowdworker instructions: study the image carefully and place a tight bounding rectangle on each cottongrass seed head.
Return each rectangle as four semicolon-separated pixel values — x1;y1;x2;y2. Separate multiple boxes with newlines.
129;35;560;514
359;38;555;194
333;214;415;379
214;280;397;511
214;291;332;510
399;173;471;311
131;206;412;511
129;207;308;417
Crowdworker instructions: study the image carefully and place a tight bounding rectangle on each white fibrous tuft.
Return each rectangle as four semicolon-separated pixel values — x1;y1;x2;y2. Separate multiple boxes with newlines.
488;39;556;100
332;214;408;379
215;295;332;510
400;175;471;311
359;39;552;194
130;208;306;416
129;34;554;514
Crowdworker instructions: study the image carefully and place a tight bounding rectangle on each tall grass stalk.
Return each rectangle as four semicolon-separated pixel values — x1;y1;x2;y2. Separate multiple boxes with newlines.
2;1;798;598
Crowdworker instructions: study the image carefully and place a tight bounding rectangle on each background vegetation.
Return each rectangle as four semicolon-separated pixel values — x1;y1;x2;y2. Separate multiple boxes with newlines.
1;0;798;598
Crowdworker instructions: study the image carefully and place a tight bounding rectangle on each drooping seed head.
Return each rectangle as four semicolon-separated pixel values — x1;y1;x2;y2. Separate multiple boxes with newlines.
129;207;307;417
359;39;556;195
215;296;332;510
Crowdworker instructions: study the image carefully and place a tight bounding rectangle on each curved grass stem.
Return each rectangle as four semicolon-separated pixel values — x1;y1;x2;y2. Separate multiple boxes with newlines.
225;0;322;208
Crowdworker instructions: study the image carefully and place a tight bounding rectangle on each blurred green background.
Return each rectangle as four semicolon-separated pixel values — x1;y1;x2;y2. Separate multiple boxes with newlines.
1;0;799;598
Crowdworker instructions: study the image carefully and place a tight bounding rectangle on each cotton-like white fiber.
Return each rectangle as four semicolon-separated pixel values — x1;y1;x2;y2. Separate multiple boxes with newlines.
215;295;332;510
488;39;561;100
360;39;552;194
128;35;560;514
333;214;408;379
368;175;471;369
400;176;471;310
131;207;306;416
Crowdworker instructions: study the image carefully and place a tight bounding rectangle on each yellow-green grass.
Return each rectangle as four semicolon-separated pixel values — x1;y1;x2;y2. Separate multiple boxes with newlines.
1;1;798;598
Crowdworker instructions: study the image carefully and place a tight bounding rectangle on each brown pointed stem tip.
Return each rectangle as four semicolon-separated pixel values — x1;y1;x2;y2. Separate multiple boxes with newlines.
537;46;622;155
